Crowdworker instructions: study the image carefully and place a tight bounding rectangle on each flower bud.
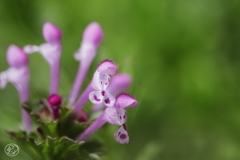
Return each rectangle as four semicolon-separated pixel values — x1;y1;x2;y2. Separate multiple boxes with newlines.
48;94;62;106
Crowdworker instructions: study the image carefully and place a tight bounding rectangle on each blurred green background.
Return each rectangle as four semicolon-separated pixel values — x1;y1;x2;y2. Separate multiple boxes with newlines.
1;0;240;159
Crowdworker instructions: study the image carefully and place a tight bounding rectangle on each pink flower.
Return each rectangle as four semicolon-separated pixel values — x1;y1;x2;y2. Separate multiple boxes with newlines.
77;93;138;144
23;22;62;94
69;22;103;105
0;45;31;131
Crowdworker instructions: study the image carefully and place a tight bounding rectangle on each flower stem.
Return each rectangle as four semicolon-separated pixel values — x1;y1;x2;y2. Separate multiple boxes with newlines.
50;59;60;94
72;81;94;113
76;112;106;141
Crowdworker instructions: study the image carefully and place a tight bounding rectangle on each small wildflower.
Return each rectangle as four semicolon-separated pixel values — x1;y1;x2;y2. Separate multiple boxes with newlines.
77;93;138;144
89;60;118;107
23;22;62;94
69;22;103;105
73;59;118;114
0;45;31;131
92;73;132;111
3;22;138;160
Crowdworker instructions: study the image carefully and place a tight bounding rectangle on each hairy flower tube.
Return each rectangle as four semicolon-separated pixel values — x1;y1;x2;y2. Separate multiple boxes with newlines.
69;22;103;106
0;45;31;131
73;59;118;114
2;21;138;160
23;22;62;94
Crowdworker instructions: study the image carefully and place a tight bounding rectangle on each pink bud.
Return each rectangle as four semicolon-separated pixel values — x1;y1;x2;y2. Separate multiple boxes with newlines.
83;22;103;47
43;22;62;44
48;94;62;106
77;110;88;122
6;45;28;68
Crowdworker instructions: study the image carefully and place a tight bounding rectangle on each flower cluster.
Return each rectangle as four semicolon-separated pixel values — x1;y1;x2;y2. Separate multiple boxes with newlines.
0;22;138;145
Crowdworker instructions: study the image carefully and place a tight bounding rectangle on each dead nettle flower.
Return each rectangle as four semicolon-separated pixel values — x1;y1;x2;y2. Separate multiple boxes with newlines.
23;22;62;95
77;93;138;144
69;22;103;106
48;94;62;119
72;59;118;114
0;45;31;131
92;74;132;111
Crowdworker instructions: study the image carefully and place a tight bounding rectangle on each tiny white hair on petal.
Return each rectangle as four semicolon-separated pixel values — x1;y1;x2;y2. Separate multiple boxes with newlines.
104;93;116;107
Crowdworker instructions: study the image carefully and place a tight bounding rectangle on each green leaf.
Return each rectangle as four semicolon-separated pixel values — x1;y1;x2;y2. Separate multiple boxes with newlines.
12;102;105;159
22;102;90;139
7;130;103;160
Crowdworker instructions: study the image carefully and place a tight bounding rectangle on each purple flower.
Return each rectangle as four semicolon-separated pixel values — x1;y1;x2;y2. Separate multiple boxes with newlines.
23;22;62;95
0;45;31;131
73;59;118;114
69;22;103;105
77;93;138;144
2;22;138;146
92;73;132;111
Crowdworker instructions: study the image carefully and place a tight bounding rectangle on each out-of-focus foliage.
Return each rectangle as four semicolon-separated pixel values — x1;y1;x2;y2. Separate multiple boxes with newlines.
0;0;240;160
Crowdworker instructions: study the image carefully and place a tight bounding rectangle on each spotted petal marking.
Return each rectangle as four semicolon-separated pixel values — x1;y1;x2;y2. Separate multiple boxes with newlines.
116;108;127;125
104;93;115;107
89;91;103;104
114;125;129;144
100;72;110;90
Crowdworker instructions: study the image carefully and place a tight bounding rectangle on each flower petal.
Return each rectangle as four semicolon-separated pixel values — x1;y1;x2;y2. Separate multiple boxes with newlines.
105;107;126;125
92;71;102;90
39;43;61;65
115;93;138;108
0;71;8;89
105;107;119;125
7;45;28;68
100;72;110;90
74;43;95;61
114;125;129;144
97;59;118;75
104;93;115;107
43;22;62;44
83;22;103;47
7;67;29;92
117;108;127;124
23;45;40;54
89;91;103;104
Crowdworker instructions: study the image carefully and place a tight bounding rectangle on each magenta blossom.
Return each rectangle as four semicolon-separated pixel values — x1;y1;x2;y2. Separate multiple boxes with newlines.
23;22;62;95
0;45;31;131
92;73;132;111
89;60;118;107
77;93;138;144
69;22;103;105
73;59;118;114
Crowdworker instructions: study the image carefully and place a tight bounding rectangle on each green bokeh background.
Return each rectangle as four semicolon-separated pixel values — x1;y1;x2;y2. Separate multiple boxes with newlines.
1;0;240;159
